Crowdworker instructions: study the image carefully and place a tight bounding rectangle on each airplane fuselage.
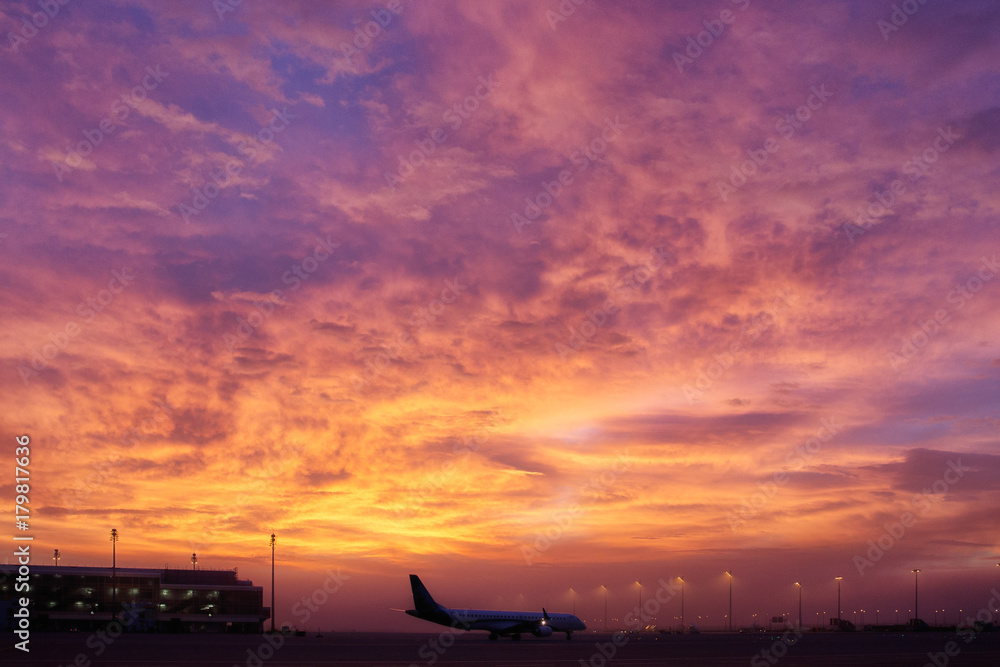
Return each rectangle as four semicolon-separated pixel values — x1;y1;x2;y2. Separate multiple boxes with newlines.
410;607;585;637
405;575;586;639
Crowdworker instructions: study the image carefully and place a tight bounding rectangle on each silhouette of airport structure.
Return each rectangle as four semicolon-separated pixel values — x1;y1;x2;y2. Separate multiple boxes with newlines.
0;564;269;633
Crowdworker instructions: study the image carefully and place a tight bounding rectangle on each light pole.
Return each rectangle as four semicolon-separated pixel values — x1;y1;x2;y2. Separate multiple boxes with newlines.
270;533;276;633
726;571;733;631
191;553;198;570
53;549;60;566
678;576;685;632
835;577;843;627
912;569;920;625
636;581;643;629
110;529;119;621
570;588;576;616
795;582;802;630
600;585;608;632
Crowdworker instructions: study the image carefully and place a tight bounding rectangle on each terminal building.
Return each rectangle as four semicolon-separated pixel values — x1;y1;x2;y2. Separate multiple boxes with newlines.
0;564;269;633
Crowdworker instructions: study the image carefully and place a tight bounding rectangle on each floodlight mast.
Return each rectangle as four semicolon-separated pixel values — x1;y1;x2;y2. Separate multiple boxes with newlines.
835;577;843;626
110;529;119;622
726;571;733;631
678;576;685;632
795;582;802;630
600;585;607;632
270;533;277;633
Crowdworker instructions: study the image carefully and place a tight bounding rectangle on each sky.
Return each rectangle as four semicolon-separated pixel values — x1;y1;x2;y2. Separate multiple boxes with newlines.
1;0;999;633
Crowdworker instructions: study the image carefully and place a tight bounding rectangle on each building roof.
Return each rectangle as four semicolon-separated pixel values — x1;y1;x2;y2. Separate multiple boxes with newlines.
1;564;258;588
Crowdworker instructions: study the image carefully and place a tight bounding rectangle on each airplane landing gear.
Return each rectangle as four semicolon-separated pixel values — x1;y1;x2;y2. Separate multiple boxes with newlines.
512;633;521;641
566;632;573;640
488;633;498;641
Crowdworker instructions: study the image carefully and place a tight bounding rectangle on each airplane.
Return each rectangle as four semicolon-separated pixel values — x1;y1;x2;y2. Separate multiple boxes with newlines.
404;574;586;640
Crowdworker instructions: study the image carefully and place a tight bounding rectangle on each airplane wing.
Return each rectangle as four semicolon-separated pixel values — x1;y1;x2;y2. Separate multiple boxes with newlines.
487;621;530;633
486;619;547;635
476;613;553;637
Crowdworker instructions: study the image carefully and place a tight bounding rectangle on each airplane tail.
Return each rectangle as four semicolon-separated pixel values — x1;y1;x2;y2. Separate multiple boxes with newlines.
409;574;443;614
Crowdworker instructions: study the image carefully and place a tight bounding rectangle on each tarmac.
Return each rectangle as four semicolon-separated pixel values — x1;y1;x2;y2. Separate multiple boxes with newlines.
4;630;1000;666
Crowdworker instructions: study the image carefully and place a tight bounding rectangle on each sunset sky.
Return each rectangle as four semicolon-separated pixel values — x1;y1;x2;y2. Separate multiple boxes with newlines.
2;0;999;632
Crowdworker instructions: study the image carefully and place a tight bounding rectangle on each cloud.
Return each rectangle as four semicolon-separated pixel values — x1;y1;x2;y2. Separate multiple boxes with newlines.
3;0;999;632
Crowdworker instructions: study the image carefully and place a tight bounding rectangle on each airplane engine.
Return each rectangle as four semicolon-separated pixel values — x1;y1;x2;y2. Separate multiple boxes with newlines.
532;625;554;638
